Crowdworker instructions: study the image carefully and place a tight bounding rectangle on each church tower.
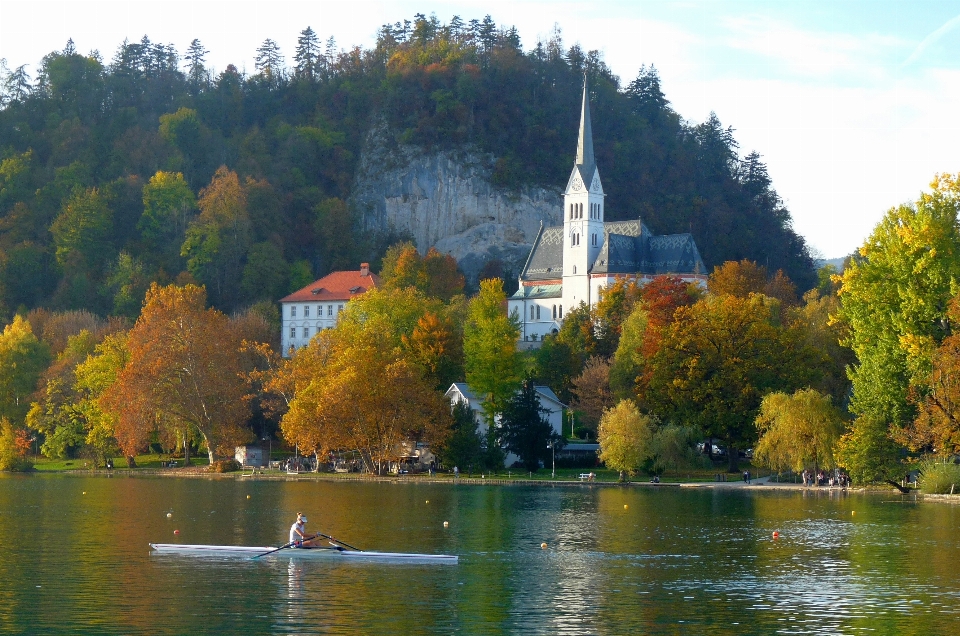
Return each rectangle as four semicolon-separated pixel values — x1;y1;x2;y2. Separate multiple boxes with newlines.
562;76;605;309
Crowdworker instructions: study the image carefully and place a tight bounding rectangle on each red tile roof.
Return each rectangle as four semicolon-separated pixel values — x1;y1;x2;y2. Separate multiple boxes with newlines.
280;269;380;303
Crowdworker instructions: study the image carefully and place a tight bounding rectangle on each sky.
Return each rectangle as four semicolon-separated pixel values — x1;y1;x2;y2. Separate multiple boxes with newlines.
3;1;960;259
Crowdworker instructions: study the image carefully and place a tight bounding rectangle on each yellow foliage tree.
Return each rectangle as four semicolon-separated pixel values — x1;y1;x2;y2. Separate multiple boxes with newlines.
753;389;845;474
598;399;655;480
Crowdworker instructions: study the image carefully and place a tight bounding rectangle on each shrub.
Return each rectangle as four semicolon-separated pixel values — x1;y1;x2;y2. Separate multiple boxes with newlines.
210;459;241;473
0;418;34;472
918;459;960;494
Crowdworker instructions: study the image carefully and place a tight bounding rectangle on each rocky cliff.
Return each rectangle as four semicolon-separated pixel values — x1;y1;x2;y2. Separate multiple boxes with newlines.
351;125;562;283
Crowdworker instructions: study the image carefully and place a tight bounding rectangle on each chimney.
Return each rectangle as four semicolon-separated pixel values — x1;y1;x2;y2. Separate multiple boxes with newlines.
360;263;370;277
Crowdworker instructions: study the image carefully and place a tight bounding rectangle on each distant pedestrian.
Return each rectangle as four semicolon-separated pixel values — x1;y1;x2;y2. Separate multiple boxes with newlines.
453;466;459;478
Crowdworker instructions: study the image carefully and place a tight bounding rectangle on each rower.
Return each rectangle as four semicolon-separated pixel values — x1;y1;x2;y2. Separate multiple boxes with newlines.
289;512;317;548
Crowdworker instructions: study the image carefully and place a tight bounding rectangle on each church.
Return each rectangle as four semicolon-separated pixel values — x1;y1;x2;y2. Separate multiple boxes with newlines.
507;78;707;342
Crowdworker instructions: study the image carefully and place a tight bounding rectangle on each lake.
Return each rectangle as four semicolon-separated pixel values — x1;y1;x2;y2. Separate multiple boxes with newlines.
0;474;958;635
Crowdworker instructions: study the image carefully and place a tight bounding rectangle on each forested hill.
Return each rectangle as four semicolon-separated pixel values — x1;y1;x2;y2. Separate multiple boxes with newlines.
0;13;815;319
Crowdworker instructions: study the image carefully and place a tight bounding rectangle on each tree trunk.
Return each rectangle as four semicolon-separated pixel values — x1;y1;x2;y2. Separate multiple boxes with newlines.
727;444;739;472
126;456;137;468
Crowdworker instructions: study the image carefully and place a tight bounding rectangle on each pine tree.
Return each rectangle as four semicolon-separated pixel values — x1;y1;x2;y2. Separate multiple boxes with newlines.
254;39;285;86
294;27;320;81
184;38;209;90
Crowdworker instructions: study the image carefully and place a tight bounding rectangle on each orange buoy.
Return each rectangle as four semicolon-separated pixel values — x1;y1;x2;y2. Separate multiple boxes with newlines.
772;531;779;539
174;529;180;535
541;542;547;549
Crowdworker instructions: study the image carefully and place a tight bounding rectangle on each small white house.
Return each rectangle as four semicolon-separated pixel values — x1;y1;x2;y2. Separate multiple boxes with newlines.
235;445;265;467
444;382;567;467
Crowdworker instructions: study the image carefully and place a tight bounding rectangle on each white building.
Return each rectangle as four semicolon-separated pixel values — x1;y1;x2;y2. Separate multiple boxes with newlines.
507;78;707;343
279;263;380;355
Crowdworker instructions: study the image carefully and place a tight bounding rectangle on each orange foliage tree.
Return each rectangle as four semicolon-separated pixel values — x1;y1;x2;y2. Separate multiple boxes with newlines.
101;284;251;465
281;287;452;473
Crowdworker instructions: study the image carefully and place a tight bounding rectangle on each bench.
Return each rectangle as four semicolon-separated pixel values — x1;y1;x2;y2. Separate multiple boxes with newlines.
579;473;595;482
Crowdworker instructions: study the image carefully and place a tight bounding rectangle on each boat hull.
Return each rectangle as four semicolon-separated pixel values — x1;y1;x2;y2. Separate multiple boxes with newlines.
149;543;458;564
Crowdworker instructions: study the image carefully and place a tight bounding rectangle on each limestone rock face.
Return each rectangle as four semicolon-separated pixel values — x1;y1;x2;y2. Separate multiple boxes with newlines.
352;129;561;283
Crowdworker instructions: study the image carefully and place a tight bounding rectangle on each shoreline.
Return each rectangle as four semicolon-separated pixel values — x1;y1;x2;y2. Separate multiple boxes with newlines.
21;468;952;501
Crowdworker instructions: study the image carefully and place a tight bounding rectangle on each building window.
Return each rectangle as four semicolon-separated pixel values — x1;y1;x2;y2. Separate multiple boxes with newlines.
573;265;577;274
552;305;557;320
338;304;344;313
291;306;296;317
559;305;563;319
290;326;296;339
569;203;573;220
304;305;310;318
592;233;597;246
536;305;541;320
303;327;309;339
328;305;333;316
530;305;535;320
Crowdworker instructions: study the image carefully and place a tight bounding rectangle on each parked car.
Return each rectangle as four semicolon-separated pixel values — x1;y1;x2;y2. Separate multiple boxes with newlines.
696;442;726;456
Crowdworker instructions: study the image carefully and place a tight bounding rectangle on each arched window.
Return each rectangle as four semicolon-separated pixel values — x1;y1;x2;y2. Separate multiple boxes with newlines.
559;305;563;319
530;305;535;320
552;305;557;320
573;265;577;274
536;305;541;320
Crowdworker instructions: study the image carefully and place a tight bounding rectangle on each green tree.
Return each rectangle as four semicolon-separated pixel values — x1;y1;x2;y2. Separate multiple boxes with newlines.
434;400;482;473
835;415;904;486
463;278;522;428
598;399;655;480
836;174;960;431
241;241;289;303
73;331;128;466
50;187;113;271
0;316;51;425
753;389;845;474
500;378;562;472
181;166;250;308
139;171;196;269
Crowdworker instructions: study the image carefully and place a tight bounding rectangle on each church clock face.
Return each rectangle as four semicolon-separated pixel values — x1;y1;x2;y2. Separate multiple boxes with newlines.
572;176;583;191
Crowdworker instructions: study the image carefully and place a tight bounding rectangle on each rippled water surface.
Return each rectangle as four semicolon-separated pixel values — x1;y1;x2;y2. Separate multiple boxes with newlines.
1;474;958;634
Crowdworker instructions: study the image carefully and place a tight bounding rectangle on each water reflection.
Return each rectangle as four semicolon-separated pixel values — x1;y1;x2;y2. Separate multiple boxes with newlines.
3;475;960;634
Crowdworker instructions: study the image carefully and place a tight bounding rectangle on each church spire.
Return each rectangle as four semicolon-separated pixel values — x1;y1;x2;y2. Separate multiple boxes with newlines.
575;74;595;170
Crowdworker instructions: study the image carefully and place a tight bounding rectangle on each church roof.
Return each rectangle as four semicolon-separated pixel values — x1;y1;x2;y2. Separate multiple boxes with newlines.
510;284;563;300
517;219;706;280
591;231;705;275
519;224;565;281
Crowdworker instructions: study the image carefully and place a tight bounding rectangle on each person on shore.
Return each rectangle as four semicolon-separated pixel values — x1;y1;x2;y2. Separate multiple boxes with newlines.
289;512;316;548
453;466;459;478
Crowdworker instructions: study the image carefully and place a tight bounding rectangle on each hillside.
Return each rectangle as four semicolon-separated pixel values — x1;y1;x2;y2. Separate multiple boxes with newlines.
0;14;816;318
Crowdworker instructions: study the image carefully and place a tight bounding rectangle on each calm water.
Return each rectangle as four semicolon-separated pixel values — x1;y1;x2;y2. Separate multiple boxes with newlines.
1;474;958;635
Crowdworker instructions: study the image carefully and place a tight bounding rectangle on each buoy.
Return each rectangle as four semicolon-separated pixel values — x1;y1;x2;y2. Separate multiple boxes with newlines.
166;512;172;518
624;504;628;509
246;495;251;499
851;510;856;515
174;529;180;535
541;542;547;549
772;531;779;539
443;521;449;527
426;500;429;504
82;492;86;495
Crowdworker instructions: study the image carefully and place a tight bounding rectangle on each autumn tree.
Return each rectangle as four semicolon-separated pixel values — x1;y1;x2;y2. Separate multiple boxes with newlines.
0;417;33;471
644;293;819;470
281;293;452;473
709;259;798;306
380;241;465;301
0;316;51;425
753;389;845;474
101;284;251;465
570;356;614;435
73;331;128;465
598;399;655;481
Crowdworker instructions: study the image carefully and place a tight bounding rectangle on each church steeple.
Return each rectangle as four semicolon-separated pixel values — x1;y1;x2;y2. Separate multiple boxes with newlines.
575;75;595;173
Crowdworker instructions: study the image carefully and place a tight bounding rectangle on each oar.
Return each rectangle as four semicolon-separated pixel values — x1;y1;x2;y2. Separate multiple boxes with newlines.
314;531;363;552
251;533;319;559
